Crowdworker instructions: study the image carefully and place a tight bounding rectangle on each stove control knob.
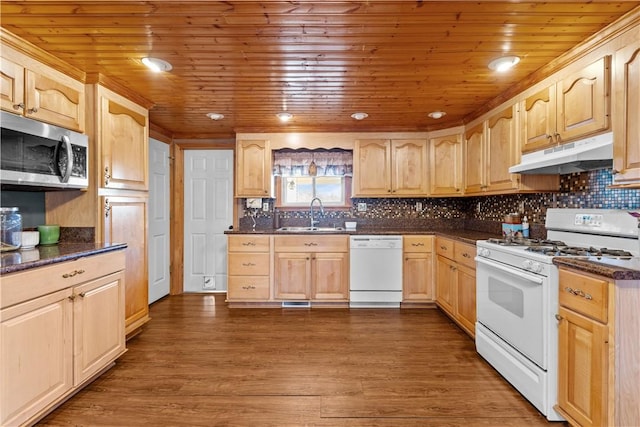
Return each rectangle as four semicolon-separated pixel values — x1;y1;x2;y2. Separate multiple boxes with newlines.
531;261;543;273
522;260;533;270
479;248;490;257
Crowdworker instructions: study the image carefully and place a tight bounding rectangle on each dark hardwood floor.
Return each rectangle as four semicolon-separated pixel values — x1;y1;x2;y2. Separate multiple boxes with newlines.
38;294;565;426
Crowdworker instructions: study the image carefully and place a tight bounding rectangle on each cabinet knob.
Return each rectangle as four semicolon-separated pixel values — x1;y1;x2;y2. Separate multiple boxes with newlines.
78;292;86;298
462;253;471;258
555;314;563;321
104;198;111;218
611;169;619;175
104;166;111;186
12;102;25;111
27;107;38;114
68;294;76;301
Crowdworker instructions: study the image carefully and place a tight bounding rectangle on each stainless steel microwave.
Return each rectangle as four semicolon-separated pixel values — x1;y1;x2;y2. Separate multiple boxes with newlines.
0;111;89;190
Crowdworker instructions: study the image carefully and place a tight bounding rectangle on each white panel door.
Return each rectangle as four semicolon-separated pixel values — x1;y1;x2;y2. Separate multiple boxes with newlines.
148;138;171;303
183;150;233;292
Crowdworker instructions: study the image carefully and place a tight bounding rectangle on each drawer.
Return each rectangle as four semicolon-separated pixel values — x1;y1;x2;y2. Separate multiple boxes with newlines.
228;253;270;276
0;250;126;309
275;235;348;253
558;268;608;323
454;241;476;269
228;235;270;252
227;276;270;300
435;237;455;259
403;235;434;253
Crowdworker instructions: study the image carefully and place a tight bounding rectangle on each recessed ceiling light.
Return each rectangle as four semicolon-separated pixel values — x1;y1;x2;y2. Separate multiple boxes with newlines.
428;111;446;119
276;112;293;122
206;112;224;120
141;57;173;73
351;112;369;120
488;56;520;72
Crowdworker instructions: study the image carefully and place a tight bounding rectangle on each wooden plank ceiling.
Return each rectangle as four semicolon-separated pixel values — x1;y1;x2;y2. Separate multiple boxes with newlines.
2;1;639;139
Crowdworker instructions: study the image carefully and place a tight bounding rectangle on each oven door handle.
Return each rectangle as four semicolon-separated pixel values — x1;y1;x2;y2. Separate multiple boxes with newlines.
475;256;544;285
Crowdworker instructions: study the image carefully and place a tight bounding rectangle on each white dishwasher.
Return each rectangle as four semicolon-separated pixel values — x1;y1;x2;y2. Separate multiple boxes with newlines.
349;235;403;308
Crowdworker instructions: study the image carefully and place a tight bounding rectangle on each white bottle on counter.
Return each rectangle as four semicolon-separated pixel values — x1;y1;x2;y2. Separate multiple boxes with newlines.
522;215;530;238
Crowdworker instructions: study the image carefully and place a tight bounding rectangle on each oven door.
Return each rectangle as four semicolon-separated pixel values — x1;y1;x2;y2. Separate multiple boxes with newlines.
476;256;546;369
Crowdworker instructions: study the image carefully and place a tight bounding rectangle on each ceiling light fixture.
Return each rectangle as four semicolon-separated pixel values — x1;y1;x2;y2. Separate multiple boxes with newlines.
351;112;368;120
428;111;446;119
206;112;224;120
141;57;173;73
276;112;293;122
488;55;520;72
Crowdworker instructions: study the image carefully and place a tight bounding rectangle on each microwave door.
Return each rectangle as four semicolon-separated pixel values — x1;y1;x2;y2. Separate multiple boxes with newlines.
54;135;73;183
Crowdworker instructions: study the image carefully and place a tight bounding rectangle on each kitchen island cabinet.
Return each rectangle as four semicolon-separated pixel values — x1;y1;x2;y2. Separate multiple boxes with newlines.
274;235;349;302
0;249;126;427
435;237;476;337
555;267;640;427
353;138;428;197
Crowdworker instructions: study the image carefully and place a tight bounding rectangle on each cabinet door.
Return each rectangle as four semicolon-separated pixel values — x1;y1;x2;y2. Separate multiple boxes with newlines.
391;139;428;195
25;69;84;132
312;252;349;300
73;272;125;386
612;38;640;187
0;57;25;113
103;195;149;334
435;255;456;316
274;252;310;299
1;288;73;427
235;139;271;197
403;252;434;301
429;132;463;196
557;56;610;142
99;88;149;191
464;123;485;194
456;263;476;337
353;139;391;196
557;307;608;427
522;85;557;153
486;105;519;192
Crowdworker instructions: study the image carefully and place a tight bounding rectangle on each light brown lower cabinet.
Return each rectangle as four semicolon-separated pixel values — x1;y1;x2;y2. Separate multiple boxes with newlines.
403;235;435;301
227;235;271;301
556;267;640;427
435;237;476;337
0;250;126;427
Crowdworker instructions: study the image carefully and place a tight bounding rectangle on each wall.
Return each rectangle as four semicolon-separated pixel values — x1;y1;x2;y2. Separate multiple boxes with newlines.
239;168;640;234
0;191;45;228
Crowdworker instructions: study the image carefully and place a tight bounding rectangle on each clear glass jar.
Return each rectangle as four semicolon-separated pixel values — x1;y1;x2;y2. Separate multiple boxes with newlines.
1;207;22;251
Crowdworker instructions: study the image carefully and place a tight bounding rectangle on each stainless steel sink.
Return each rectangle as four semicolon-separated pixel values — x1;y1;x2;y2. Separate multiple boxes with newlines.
276;226;344;232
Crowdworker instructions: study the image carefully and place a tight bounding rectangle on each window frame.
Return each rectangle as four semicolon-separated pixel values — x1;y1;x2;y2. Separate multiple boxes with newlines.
274;175;352;209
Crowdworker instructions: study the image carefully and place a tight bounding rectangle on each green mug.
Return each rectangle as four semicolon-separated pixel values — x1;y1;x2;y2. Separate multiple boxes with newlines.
38;225;60;245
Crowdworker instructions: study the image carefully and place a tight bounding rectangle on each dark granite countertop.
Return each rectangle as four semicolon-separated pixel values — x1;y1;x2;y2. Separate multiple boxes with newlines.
553;257;640;281
225;227;500;246
0;242;127;275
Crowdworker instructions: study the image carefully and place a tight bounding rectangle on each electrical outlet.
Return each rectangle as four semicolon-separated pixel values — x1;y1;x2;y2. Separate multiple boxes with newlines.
357;202;367;212
246;198;262;209
415;202;422;212
262;202;269;211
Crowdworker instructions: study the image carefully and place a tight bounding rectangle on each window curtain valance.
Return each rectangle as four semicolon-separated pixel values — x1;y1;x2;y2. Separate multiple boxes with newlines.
272;149;353;177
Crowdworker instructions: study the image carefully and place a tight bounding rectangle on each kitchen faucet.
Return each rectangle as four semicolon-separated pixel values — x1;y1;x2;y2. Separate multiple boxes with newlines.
309;197;324;228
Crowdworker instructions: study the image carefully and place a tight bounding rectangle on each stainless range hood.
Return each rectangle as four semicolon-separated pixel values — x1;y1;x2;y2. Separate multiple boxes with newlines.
509;132;613;175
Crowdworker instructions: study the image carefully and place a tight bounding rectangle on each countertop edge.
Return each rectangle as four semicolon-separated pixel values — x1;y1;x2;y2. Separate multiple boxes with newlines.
0;242;128;275
553;257;640;280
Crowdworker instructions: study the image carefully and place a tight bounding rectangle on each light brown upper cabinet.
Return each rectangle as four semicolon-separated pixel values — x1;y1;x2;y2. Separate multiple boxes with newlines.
96;85;149;191
0;46;85;132
464;123;485;194
612;33;640;188
429;132;464;196
235;139;272;197
521;56;610;154
353;138;428;197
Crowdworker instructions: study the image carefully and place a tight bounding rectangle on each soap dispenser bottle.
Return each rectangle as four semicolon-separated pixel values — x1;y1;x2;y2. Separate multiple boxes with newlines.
522;215;530;238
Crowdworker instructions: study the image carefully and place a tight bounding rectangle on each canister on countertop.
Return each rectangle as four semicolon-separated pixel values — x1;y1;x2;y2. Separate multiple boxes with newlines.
502;212;523;238
1;207;22;251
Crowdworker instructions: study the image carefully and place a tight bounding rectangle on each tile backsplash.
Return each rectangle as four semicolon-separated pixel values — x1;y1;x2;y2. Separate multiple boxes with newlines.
241;168;640;230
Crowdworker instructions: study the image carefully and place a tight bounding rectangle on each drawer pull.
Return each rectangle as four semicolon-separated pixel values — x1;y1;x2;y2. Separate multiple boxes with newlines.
104;166;111;186
462;253;471;258
412;243;424;247
242;262;256;267
241;285;256;290
242;242;256;246
440;245;448;250
78;292;86;298
62;269;85;279
304;242;318;246
564;287;593;300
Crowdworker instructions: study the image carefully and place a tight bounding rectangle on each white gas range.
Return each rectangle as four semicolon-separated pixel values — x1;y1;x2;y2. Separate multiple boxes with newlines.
474;208;639;422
